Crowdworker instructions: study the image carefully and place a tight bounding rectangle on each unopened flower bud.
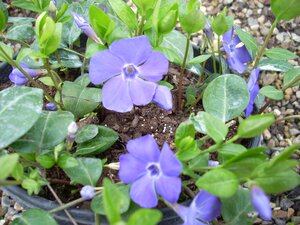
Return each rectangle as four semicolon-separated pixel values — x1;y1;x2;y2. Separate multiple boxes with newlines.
49;0;57;13
208;160;219;167
251;186;272;220
204;19;213;41
45;102;57;111
67;121;78;140
80;185;95;200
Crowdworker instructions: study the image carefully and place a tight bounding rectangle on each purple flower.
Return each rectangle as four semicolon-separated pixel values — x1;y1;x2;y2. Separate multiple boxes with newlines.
80;185;95;200
208;160;219;167
72;13;101;44
52;0;56;5
251;186;272;221
222;28;251;74
119;135;182;208
9;62;42;86
89;36;171;112
45;102;57;111
173;190;221;225
245;68;260;117
204;19;213;42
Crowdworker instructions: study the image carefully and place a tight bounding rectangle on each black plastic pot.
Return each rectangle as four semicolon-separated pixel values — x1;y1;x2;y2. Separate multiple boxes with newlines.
0;61;12;83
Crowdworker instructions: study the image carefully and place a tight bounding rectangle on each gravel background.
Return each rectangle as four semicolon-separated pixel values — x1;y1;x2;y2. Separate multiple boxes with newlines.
1;0;300;224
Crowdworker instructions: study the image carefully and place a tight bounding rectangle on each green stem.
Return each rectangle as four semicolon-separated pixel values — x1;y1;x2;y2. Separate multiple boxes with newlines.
217;35;222;74
209;40;217;73
252;18;279;69
137;15;145;36
95;213;101;225
0;45;58;105
276;115;300;123
0;180;22;186
59;48;86;58
177;34;191;111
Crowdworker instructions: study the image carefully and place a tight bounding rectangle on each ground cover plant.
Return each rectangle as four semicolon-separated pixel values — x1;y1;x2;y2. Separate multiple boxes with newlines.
0;0;300;224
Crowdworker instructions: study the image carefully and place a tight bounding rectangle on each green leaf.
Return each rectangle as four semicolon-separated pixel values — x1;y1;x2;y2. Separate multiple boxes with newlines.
12;209;57;225
6;23;35;42
38;77;55;87
189;153;209;171
127;209;162;225
0;1;8;32
36;154;55;169
235;27;259;59
218;143;247;163
203;112;228;143
196;168;239;198
133;0;157;16
74;74;91;87
11;111;74;154
258;59;293;72
108;0;138;30
155;46;182;64
259;86;283;100
237;114;275;138
221;188;255;225
12;0;50;12
0;42;14;62
271;0;300;21
203;74;250;122
103;179;122;224
268;144;300;169
11;163;24;181
64;157;102;186
57;155;78;169
75;124;99;143
189;112;207;134
158;7;178;34
62;81;101;119
49;50;82;68
85;39;106;59
188;54;211;65
212;10;228;35
175;121;195;147
176;136;199;161
265;48;298;60
75;126;118;155
41;22;62;55
283;68;300;88
91;184;130;215
0;154;19;180
159;30;193;65
16;48;34;63
0;87;43;149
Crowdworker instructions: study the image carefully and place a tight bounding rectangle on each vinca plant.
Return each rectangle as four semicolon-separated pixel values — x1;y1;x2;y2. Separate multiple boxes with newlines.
0;0;300;225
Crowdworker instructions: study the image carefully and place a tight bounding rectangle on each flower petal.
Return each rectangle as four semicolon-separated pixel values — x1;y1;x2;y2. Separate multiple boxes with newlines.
222;27;234;43
9;71;28;86
251;186;272;220
109;36;152;65
153;85;173;110
102;75;133;112
233;36;251;63
89;50;124;85
130;175;157;208
156;175;181;203
228;55;247;74
126;135;160;163
138;51;169;82
159;142;181;176
119;154;147;183
129;78;156;106
192;190;221;222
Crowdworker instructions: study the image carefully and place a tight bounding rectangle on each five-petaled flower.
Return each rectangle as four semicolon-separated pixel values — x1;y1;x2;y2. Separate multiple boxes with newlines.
251;185;272;221
9;62;42;86
172;190;221;225
89;35;172;112
223;27;251;74
119;135;182;208
245;68;260;117
72;12;101;44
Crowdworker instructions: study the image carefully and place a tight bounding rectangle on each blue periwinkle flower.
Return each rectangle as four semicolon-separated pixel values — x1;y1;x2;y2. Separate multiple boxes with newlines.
9;62;42;86
223;28;251;74
208;160;219;167
173;190;221;225
245;68;260;117
72;13;101;44
80;185;95;200
251;186;272;221
45;102;57;111
203;19;213;42
89;36;172;112
119;135;182;208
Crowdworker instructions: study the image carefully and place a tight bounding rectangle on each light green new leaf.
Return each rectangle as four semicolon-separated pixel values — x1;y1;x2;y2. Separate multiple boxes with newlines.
283;68;300;88
259;85;283;100
0;154;19;180
265;48;298;60
203;113;228;143
271;0;300;21
188;54;211;65
12;208;58;225
127;209;162;225
0;42;14;62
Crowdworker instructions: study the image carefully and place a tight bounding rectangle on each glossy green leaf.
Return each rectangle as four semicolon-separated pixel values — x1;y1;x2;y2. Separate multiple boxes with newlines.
158;8;178;34
38;77;55;87
175;121;195;147
49;50;82;68
218;143;247;163
108;0;138;30
189;112;207;134
85;39;106;59
12;209;58;225
0;87;43;149
62;81;101;119
259;86;283;100
12;0;51;12
11;163;24;181
0;42;14;62
271;0;300;20
127;209;162;225
0;1;8;31
222;188;255;225
75;124;99;144
64;157;102;186
176;136;199;161
57;155;78;169
6;23;35;42
155;46;182;64
91;184;130;215
41;22;62;55
11;111;74;154
235;27;258;59
203;74;250;122
265;48;298;60
188;54;211;65
74;74;91;87
36;154;55;169
268;144;300;169
237;114;275;138
16;48;34;63
76;126;118;155
196;168;239;198
133;0;157;16
258;59;293;72
212;10;228;35
283;68;300;88
203;112;228;143
0;154;19;180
